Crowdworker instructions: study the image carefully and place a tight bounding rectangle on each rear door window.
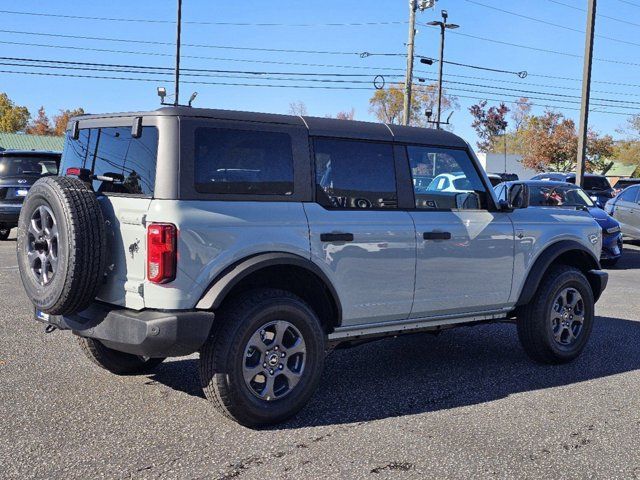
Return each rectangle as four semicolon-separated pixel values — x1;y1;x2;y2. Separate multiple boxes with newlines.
194;127;294;195
61;126;158;196
619;186;640;203
313;138;397;209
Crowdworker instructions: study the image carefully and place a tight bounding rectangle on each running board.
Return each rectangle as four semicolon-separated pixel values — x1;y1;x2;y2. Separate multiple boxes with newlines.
328;309;512;342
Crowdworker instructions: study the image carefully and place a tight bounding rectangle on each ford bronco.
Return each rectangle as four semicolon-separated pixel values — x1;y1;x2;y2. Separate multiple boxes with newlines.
16;107;608;426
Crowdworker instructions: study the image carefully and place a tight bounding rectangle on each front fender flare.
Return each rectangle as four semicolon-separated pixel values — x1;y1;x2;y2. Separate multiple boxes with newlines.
515;240;603;306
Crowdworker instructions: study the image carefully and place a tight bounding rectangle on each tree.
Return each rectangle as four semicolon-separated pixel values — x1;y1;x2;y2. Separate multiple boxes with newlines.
0;93;30;133
52;108;85;136
369;83;457;128
511;97;532;131
288;101;307;116
469;100;510;152
586;130;614;173
26;106;54;136
334;109;355;120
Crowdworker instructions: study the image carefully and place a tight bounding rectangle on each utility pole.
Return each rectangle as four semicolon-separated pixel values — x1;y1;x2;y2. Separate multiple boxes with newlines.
576;0;597;187
428;10;459;129
403;0;418;126
174;0;183;106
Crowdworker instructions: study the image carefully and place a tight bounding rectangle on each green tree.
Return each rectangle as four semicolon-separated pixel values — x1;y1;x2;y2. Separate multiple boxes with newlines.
0;93;30;133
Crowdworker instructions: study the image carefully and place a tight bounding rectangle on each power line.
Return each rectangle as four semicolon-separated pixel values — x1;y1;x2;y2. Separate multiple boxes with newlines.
465;0;640;49
0;9;408;27
0;39;408;72
616;0;640;8
548;0;640;28
0;28;404;56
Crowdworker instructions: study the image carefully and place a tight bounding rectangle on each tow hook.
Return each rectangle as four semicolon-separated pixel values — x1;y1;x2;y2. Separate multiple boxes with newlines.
44;324;57;334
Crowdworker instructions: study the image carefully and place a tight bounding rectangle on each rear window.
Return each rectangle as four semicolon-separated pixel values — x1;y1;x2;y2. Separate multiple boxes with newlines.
0;156;59;178
61;126;158;196
194;127;294;195
583;176;611;191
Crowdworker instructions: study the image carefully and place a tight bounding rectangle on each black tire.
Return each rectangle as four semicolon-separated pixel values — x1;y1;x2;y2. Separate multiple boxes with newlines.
76;336;165;375
199;288;325;427
16;176;107;315
0;226;10;241
517;265;595;364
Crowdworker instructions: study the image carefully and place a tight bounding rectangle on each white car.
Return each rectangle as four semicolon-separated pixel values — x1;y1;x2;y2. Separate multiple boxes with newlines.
427;172;473;192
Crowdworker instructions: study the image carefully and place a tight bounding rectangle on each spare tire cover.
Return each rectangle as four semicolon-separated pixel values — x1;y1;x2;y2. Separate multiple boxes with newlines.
17;176;107;315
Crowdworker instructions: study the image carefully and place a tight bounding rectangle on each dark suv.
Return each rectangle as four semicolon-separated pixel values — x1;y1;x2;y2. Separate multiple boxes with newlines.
0;150;61;240
530;172;615;209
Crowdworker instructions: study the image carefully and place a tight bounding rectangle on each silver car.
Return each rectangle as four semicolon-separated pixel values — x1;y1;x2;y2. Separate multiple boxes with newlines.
605;185;640;239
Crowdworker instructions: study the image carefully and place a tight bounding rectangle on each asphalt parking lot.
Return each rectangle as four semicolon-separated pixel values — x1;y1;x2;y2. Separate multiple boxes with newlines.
2;230;640;479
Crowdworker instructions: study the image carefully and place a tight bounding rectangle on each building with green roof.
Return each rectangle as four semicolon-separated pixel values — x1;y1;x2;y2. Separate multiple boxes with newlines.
0;132;64;152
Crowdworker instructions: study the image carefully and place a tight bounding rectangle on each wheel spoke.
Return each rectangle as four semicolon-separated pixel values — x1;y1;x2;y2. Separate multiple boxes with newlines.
559;289;569;307
27;250;39;269
273;320;287;346
247;329;267;353
262;375;276;400
567;290;580;308
573;313;585;325
28;219;41;237
47;252;58;272
41;257;49;285
286;338;306;357
243;363;264;384
553;327;565;343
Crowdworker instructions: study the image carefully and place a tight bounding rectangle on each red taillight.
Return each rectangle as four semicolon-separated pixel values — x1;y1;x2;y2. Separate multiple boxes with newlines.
147;223;177;284
66;167;81;176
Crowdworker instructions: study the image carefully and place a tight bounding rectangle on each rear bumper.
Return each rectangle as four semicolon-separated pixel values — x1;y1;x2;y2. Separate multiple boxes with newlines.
601;233;623;260
41;303;215;357
0;203;21;224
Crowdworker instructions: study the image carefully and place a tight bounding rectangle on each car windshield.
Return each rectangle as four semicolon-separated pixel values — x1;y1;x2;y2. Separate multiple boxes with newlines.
583;176;611;191
529;184;595;208
0;156;59;178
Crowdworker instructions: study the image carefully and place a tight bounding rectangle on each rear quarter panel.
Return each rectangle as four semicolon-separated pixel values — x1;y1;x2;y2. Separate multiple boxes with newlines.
143;200;311;310
508;207;602;304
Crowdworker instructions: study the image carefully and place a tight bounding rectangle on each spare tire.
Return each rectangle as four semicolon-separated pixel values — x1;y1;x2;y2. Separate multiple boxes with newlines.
17;176;107;315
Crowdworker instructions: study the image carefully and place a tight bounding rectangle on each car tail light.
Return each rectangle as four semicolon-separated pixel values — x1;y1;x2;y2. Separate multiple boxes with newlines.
147;223;177;284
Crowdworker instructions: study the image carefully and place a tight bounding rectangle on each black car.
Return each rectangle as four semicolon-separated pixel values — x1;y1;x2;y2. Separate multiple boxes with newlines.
530;172;615;209
613;178;640;195
0;150;61;240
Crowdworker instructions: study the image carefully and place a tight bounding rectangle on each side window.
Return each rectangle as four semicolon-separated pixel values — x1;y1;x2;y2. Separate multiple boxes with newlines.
407;146;488;210
494;184;506;203
314;138;397;209
194;127;294;195
620;186;640;203
61;126;158;196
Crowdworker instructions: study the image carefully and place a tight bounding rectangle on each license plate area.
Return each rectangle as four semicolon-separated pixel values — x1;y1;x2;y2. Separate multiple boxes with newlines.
34;308;50;323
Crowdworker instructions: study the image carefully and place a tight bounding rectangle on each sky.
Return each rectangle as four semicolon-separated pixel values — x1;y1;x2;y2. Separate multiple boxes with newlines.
1;0;639;147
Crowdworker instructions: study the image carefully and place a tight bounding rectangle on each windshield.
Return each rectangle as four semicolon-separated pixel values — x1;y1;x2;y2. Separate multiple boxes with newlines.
529;184;595;208
0;156;59;178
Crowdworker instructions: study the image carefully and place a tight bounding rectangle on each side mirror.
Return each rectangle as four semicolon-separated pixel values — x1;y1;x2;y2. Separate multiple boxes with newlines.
455;192;480;210
504;183;529;210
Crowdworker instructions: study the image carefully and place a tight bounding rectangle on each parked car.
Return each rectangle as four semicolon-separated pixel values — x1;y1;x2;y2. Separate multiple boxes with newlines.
605;185;640;240
530;172;615;209
487;173;503;187
613;178;640;196
0;150;61;240
496;181;623;267
16;107;608;426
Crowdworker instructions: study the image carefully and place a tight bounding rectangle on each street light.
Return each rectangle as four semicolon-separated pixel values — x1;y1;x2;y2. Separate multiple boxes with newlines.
427;10;459;129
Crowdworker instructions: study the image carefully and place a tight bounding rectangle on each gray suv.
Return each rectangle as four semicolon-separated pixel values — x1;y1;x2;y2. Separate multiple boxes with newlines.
16;107;608;426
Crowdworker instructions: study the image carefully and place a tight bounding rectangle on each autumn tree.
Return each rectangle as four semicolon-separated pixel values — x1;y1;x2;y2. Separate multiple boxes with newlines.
469;100;510;152
334;108;355;120
511;97;532;131
0;93;30;133
369;83;457;128
52;108;85;136
26;106;54;135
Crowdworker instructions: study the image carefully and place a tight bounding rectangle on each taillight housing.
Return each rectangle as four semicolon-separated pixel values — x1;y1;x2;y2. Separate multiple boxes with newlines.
147;223;177;284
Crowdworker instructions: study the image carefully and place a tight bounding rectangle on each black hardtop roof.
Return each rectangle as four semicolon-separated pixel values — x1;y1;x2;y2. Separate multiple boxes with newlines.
73;106;469;148
0;150;61;157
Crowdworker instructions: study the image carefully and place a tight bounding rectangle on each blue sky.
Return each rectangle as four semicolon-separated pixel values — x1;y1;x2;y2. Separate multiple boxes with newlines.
1;0;639;146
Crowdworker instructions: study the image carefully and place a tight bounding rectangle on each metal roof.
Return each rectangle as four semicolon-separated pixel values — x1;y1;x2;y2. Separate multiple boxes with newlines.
0;132;64;152
74;106;470;147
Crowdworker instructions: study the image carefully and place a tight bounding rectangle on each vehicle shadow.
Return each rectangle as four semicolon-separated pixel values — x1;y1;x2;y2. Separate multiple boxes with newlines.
610;245;640;270
148;315;640;429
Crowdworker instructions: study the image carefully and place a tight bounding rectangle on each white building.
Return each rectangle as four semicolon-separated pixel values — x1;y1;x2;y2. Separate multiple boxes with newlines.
476;152;537;180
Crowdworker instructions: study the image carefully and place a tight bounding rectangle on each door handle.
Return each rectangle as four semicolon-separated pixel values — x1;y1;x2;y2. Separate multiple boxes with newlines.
423;231;452;240
320;232;354;242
